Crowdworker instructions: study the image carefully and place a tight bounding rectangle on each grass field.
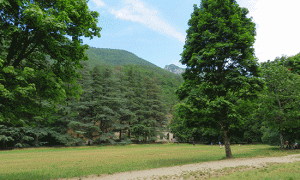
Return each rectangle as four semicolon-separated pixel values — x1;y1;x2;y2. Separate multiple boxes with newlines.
1;143;300;180
155;161;300;180
211;162;300;180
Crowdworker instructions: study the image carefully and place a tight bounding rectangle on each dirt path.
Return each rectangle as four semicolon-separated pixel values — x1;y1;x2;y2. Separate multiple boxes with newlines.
58;154;300;180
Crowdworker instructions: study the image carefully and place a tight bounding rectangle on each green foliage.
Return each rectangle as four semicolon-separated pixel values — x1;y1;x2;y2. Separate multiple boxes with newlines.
66;61;99;145
0;46;182;147
91;65;126;143
260;126;280;145
273;52;300;75
175;0;264;157
131;76;168;142
259;60;300;146
0;0;101;125
85;47;158;68
0;125;54;148
85;47;184;110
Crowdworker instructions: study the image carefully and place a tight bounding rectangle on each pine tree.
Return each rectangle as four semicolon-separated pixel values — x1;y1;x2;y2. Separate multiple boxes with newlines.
131;74;167;142
68;61;99;145
91;65;130;144
113;66;132;142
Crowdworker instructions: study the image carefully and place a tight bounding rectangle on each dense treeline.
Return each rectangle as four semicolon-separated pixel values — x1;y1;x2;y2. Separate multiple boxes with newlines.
169;53;300;146
2;52;300;149
0;58;183;149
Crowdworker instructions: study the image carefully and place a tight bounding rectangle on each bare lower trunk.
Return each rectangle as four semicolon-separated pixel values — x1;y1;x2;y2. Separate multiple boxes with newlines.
280;129;284;148
128;122;131;139
2;140;5;150
35;135;39;146
119;129;122;141
224;131;233;158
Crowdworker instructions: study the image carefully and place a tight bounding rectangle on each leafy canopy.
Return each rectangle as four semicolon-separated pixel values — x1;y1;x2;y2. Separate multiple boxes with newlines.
0;0;101;125
259;60;300;146
175;0;264;157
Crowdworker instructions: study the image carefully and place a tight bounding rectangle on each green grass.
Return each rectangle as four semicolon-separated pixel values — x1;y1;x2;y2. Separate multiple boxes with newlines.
157;162;300;180
210;161;300;180
0;143;300;180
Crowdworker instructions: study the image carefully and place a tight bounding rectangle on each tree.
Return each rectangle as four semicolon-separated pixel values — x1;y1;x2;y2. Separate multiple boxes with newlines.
239;98;264;144
113;66;132;142
175;0;264;158
91;66;131;144
123;66;139;139
260;60;300;148
0;0;101;125
274;52;300;75
67;61;99;145
143;76;167;142
130;75;167;142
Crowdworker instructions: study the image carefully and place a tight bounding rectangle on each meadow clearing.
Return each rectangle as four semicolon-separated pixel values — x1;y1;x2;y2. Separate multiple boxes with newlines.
1;143;300;180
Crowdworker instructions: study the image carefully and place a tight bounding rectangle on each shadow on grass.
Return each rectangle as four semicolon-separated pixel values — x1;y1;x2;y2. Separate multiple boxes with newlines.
144;155;224;169
0;167;97;180
0;171;60;180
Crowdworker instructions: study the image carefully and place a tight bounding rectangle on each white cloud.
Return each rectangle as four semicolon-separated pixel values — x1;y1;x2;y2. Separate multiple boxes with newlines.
250;0;300;62
108;0;185;43
92;0;106;7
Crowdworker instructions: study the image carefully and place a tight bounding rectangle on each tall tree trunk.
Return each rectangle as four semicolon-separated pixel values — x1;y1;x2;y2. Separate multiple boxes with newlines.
35;135;39;146
224;131;233;158
2;140;5;150
128;122;131;139
119;120;122;141
280;128;284;148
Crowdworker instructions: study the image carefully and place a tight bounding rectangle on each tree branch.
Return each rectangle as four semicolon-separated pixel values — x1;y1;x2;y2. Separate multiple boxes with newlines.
12;28;43;68
12;41;38;67
12;28;32;67
4;32;19;66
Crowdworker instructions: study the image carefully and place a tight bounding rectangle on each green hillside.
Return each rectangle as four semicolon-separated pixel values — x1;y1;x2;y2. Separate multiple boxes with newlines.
84;47;184;108
85;47;159;68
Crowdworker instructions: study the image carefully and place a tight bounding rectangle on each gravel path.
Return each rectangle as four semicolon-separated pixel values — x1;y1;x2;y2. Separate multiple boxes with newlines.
58;154;300;180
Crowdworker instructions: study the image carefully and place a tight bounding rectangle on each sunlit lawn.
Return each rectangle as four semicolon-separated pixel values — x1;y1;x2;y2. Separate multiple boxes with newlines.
163;161;300;180
1;143;300;180
210;161;300;180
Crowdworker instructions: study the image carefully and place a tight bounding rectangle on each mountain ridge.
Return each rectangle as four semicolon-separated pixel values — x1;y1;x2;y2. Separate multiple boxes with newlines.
164;64;185;75
85;47;160;69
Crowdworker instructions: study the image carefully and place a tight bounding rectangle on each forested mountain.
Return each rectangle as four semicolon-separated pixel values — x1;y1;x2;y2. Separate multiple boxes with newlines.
1;46;184;149
164;64;185;75
84;47;184;111
85;47;159;68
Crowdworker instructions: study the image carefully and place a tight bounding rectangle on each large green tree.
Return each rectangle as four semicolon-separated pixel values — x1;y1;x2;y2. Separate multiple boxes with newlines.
0;0;101;125
260;60;300;147
176;0;264;158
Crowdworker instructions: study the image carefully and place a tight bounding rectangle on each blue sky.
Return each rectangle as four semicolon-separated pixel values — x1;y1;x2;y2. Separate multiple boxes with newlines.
82;0;300;68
